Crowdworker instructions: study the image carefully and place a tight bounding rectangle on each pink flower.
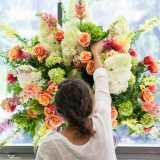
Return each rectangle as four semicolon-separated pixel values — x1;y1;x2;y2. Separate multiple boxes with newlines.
1;96;20;112
142;102;157;113
111;106;118;121
21;83;42;98
21;51;31;60
75;3;86;18
103;37;125;52
129;48;137;57
142;102;160;119
147;85;157;93
144;56;154;65
6;73;17;83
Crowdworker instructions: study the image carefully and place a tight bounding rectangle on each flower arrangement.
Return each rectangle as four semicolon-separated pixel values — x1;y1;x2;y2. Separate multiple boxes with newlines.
0;0;160;147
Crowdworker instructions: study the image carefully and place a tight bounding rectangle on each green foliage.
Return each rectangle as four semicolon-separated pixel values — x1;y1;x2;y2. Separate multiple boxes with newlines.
29;99;44;115
127;29;144;46
78;22;107;43
0;25;18;40
7;81;22;95
128;17;160;45
12;110;43;137
131;57;138;73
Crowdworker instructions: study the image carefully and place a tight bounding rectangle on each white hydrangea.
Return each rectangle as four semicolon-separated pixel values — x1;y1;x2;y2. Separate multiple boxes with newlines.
104;54;132;95
16;65;45;88
104;54;132;72
39;19;61;55
61;25;81;66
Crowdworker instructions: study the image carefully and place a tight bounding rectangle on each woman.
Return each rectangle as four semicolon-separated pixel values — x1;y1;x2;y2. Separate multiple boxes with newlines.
36;41;117;160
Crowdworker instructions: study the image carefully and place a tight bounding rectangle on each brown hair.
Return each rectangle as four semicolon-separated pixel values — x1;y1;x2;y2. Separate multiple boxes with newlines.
55;78;94;137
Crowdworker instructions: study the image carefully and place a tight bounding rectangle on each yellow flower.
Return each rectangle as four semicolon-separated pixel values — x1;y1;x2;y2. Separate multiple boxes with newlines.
140;84;145;90
143;76;156;86
121;37;131;46
38;124;47;135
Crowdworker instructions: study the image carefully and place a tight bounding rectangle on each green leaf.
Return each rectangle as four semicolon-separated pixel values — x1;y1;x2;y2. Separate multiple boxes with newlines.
7;82;22;95
127;17;160;45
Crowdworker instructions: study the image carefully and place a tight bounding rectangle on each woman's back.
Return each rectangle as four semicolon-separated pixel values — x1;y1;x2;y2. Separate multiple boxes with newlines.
36;68;117;160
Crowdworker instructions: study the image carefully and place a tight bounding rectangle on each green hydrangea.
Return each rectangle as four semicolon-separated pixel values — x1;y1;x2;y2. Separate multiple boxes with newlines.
68;69;82;79
128;73;136;86
100;53;106;62
29;99;44;115
140;113;155;128
79;22;106;43
45;54;62;68
48;68;65;83
118;101;133;116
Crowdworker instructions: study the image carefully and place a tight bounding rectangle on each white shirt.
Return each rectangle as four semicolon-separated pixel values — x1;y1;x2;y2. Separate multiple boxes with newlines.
36;68;117;160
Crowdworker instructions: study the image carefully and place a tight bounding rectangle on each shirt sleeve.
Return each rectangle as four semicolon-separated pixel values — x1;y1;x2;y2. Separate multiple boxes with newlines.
93;68;111;116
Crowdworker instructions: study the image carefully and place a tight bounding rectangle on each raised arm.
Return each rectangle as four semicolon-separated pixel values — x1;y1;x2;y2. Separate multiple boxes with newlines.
91;41;111;115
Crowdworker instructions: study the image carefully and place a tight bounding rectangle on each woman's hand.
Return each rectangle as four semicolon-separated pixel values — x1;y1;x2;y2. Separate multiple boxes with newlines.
91;40;104;55
91;40;104;69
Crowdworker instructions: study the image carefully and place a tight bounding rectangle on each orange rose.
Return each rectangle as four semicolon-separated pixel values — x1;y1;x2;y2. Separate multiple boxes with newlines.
111;36;124;52
112;120;117;129
37;91;52;106
33;44;48;62
47;83;58;95
44;104;55;117
27;108;38;118
75;3;86;18
9;45;22;60
78;32;91;47
141;88;154;103
54;30;64;42
111;107;118;121
86;60;95;75
80;51;92;64
45;115;63;130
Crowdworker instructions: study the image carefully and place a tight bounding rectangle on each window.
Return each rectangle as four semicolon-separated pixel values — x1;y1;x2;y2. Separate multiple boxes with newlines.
0;0;160;146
